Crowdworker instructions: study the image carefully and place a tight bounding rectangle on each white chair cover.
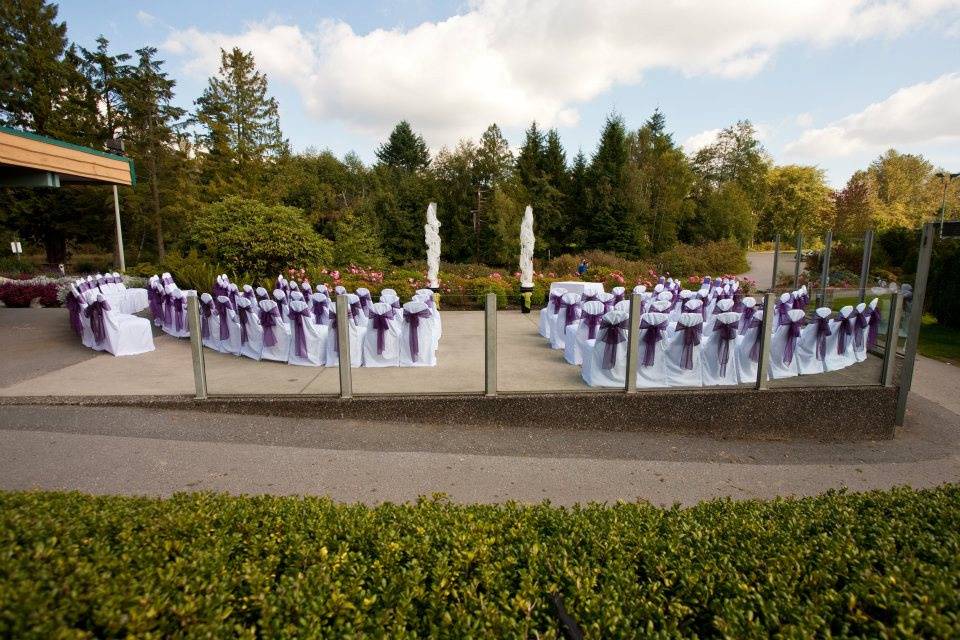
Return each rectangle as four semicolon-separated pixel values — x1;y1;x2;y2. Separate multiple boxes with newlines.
287;300;325;367
99;295;154;356
167;289;190;338
273;289;289;323
325;309;363;368
664;313;704;387
582;309;629;388
235;296;263;360
539;287;566;339
565;300;605;365
551;293;581;350
738;297;757;333
216;295;242;355
796;307;833;376
310;293;332;326
701;311;741;386
736;309;764;384
199;293;221;351
768;308;806;379
258;299;291;363
399;301;436;367
852;302;870;362
635;311;670;388
380;287;397;298
824;306;858;371
362;302;401;367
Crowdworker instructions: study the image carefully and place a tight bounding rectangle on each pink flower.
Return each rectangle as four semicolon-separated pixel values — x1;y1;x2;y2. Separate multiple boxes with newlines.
330;270;340;281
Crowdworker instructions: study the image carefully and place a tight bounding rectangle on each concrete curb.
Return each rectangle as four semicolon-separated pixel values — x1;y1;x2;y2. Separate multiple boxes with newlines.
0;385;898;441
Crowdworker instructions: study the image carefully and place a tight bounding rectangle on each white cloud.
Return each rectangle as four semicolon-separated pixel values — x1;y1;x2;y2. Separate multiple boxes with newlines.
785;72;960;157
795;112;815;127
161;0;960;147
682;129;722;154
136;10;157;27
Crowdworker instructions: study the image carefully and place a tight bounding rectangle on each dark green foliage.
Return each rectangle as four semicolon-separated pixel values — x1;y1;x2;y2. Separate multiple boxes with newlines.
1;487;959;638
929;239;960;328
185;197;332;276
376;120;430;172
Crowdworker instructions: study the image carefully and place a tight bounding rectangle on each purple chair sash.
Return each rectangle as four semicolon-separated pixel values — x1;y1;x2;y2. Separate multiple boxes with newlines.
162;293;174;326
712;319;738;376
358;291;374;314
84;299;111;345
390;299;402;310
792;295;806;311
612;291;624;305
813;316;832;361
639;318;668;367
288;307;311;358
312;299;330;325
65;294;83;336
732;292;744;313
776;301;791;325
370;309;396;355
836;315;854;354
328;311;339;354
200;300;216;339
599;318;628;370
854;310;870;350
349;301;364;325
581;311;604;340
561;301;579;327
215;298;232;341
679;323;703;370
403;308;433;361
866;307;882;349
174;298;186;333
746;317;763;362
260;306;281;347
782;317;806;365
582;293;600;304
549;293;563;314
236;305;251;345
243;288;256;303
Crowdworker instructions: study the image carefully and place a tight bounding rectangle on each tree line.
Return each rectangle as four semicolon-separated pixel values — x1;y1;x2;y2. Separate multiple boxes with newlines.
2;0;957;269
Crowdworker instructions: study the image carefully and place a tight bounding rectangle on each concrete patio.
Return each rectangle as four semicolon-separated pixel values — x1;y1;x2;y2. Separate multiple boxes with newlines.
1;307;886;397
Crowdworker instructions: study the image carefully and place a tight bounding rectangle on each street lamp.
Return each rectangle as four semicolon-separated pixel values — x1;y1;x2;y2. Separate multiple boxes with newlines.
935;171;960;238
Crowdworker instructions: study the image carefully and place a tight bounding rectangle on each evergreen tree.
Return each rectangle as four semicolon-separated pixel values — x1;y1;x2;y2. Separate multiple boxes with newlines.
516;121;545;190
331;205;386;268
80;36;130;140
122;47;186;260
630;109;695;252
376;121;430;172
195;47;287;177
566;150;590;248
587;113;641;255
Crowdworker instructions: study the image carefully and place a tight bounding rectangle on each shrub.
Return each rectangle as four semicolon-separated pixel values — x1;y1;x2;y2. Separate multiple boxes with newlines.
654;240;748;278
0;487;958;638
467;276;510;309
161;251;221;293
0;278;60;307
929;239;960;328
0;256;40;277
186;197;333;277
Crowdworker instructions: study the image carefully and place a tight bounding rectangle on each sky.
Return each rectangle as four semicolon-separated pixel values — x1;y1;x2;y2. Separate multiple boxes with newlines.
58;0;960;187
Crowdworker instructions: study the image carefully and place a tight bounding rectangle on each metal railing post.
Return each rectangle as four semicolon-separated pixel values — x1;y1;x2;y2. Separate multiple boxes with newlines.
770;233;780;291
755;292;776;390
793;234;803;289
336;294;352;399
858;229;874;303
484;293;497;396
624;292;642;393
818;230;833;307
896;223;935;425
186;291;207;399
881;293;902;387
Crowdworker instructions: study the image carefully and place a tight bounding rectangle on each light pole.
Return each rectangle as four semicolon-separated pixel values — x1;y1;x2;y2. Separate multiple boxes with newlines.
935;171;959;238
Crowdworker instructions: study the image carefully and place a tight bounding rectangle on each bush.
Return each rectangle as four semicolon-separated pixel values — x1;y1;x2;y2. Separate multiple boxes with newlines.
654;240;748;278
929;239;960;329
0;279;59;307
0;256;40;277
186;197;333;277
1;487;959;638
467;275;510;309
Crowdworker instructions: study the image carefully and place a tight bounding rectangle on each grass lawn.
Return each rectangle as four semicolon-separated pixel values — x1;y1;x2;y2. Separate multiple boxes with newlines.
918;314;960;365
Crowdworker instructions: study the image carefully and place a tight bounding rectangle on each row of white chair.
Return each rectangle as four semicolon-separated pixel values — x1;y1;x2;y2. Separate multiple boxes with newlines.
69;289;155;357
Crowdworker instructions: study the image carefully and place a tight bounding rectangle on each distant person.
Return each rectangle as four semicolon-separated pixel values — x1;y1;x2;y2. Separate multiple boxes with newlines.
577;259;588;276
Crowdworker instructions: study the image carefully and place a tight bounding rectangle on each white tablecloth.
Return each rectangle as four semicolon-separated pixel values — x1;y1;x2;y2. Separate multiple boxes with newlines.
549;281;605;297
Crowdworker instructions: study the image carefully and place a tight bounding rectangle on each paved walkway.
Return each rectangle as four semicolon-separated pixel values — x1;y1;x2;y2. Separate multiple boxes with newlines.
742;250;799;288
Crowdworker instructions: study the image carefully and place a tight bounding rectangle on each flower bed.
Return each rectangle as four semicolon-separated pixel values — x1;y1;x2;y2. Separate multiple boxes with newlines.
1;486;958;637
0;276;63;308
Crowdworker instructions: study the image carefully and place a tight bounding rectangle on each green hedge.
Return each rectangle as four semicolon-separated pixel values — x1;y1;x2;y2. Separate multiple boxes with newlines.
2;487;959;638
